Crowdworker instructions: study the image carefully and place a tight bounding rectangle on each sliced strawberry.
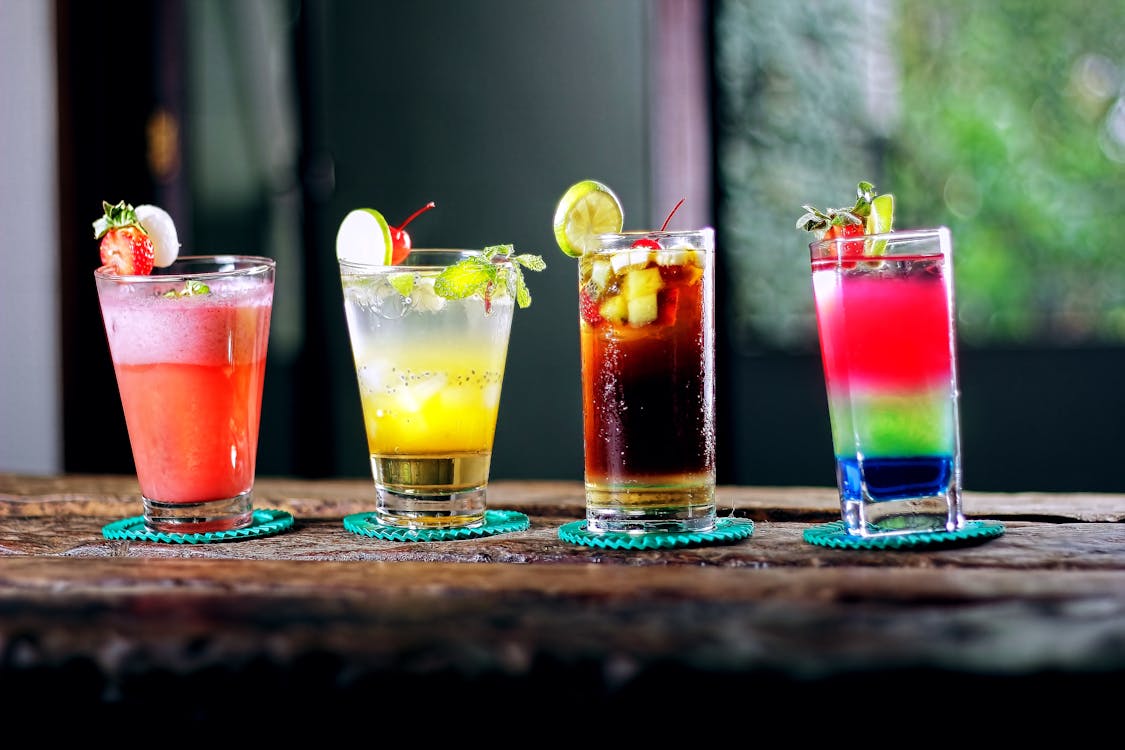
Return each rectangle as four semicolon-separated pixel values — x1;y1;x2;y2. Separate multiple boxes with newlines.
824;222;866;259
579;288;604;326
99;226;154;275
93;200;156;275
796;181;881;254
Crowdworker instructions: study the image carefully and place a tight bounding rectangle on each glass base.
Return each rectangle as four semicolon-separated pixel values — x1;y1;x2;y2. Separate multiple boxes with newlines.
375;485;487;529
841;492;964;537
143;491;254;534
585;484;716;534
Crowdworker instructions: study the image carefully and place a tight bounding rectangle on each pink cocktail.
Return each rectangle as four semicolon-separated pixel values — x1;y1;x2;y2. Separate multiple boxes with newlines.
95;255;275;533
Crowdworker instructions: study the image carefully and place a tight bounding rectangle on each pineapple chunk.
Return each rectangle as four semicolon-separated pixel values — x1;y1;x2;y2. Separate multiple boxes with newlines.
627;293;658;326
590;259;612;290
599;294;628;325
622;267;663;298
610;248;650;273
656;249;689;266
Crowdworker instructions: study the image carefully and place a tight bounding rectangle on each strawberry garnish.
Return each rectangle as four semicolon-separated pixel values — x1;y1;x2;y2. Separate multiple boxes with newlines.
579;287;604;325
796;181;880;257
93;200;155;275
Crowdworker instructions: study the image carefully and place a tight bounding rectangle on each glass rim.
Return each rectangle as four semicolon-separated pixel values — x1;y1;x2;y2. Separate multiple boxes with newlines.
809;226;950;253
338;248;512;272
93;254;275;282
594;227;715;243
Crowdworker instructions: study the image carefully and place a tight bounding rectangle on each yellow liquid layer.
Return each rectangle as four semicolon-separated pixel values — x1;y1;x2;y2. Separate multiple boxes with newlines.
372;453;491;494
358;348;504;454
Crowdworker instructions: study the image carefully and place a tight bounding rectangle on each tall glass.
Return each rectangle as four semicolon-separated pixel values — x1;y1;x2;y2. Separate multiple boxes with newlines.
578;228;716;534
94;255;275;534
339;249;514;529
810;227;965;537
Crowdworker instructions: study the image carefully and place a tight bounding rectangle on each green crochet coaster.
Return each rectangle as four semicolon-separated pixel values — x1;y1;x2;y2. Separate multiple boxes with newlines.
558;517;754;550
342;509;530;541
803;519;1006;550
102;508;294;544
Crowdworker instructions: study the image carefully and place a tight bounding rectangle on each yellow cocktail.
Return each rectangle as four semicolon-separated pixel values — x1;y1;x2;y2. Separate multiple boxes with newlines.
340;249;516;529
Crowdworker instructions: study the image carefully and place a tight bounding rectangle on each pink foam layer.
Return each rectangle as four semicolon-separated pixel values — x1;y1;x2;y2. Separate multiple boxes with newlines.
99;281;273;366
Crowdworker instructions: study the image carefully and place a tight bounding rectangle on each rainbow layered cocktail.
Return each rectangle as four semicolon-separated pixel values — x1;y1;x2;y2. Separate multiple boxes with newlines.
810;227;964;536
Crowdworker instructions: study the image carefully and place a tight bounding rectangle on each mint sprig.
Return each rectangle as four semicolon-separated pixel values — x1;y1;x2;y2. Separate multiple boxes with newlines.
163;280;210;298
796;180;878;236
433;244;545;309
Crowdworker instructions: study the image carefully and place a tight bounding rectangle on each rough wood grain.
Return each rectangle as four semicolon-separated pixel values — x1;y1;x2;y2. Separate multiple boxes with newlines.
0;473;1122;734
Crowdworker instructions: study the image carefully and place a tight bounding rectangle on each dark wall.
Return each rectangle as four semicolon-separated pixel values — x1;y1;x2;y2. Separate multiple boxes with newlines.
59;0;1125;493
298;0;654;482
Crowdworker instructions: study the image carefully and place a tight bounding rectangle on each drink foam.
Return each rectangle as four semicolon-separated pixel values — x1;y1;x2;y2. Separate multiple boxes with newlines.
98;279;273;366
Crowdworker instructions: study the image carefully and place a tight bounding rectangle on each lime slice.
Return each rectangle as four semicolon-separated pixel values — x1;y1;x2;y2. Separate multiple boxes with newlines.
553;180;624;258
866;193;894;255
336;208;394;264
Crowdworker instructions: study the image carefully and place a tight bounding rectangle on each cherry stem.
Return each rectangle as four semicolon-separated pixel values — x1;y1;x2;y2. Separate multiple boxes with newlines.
397;201;436;230
660;198;685;232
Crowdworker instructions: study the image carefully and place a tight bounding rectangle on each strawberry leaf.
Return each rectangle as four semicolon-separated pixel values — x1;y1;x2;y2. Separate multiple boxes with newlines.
93;200;145;239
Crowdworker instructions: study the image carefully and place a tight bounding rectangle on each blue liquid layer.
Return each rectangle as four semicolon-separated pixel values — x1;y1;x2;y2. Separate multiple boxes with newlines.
836;456;954;502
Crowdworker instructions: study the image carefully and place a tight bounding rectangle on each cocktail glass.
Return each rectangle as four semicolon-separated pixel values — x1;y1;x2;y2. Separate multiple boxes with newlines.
339;249;515;529
94;255;275;534
809;226;965;536
578;228;717;534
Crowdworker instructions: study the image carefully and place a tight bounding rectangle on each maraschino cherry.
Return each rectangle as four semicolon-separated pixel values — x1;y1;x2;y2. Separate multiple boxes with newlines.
390;201;436;264
632;198;685;250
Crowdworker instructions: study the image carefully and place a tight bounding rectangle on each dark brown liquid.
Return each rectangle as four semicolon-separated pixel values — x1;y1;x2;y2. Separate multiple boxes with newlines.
580;262;715;485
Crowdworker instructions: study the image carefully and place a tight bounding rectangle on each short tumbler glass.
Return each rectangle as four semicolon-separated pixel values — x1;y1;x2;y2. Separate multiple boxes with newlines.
578;228;717;534
809;227;965;537
339;249;515;529
95;255;275;534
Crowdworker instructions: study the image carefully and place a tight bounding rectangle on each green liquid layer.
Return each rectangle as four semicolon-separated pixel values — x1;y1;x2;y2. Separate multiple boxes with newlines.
828;389;956;457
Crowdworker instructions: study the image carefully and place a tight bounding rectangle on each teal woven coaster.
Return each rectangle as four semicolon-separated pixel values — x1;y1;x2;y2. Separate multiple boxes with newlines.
342;509;530;541
558;517;754;550
102;508;294;544
803;519;1005;550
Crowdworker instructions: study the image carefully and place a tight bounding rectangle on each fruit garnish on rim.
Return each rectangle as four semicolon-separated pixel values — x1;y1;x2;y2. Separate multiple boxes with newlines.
553;179;624;258
388;201;435;264
629;198;686;251
336;201;436;266
338;202;544;308
336;207;394;265
558;181;705;329
93;199;187;275
796;180;895;257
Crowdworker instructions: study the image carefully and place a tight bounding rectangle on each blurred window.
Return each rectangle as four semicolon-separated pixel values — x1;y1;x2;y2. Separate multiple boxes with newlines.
714;0;1125;352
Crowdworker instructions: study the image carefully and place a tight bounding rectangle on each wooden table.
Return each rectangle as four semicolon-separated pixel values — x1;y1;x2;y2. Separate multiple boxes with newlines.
2;473;1123;737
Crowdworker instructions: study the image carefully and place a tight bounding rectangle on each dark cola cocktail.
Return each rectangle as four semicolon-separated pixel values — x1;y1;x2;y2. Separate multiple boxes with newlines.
578;228;716;533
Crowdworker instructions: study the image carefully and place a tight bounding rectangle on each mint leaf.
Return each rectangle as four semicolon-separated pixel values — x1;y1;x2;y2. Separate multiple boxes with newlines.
514;253;546;272
163;280;210;298
432;244;545;310
434;256;497;300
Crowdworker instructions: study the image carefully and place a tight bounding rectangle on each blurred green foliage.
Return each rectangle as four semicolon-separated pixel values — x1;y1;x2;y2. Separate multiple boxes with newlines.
715;0;1125;351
